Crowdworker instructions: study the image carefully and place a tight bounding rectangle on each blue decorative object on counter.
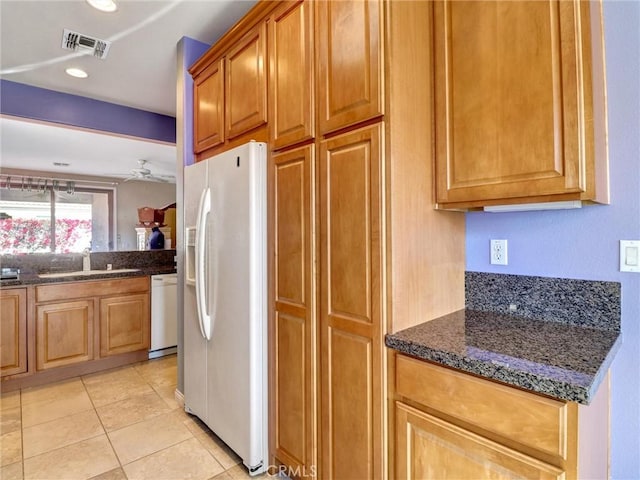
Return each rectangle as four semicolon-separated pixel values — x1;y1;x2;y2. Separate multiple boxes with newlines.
148;226;165;250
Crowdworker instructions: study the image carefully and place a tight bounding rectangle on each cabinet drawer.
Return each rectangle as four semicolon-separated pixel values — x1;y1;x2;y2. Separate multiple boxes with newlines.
36;277;149;303
395;354;568;459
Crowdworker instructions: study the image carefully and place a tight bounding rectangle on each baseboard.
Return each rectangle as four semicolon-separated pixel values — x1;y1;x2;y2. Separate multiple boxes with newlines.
148;346;178;359
175;387;185;408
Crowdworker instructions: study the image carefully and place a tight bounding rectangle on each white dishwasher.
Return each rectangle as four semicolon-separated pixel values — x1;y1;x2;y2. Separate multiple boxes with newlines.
150;273;178;358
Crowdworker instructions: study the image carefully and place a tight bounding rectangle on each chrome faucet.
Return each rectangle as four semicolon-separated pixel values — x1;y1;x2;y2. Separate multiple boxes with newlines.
82;248;91;271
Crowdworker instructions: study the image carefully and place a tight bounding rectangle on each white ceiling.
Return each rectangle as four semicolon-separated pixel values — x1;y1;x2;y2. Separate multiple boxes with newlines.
0;0;256;180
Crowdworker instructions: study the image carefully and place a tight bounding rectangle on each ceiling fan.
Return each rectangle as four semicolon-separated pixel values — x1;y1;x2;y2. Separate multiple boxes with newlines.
119;160;175;183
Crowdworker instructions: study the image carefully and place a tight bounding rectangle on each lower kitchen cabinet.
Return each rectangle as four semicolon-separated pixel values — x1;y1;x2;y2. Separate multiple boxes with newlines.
0;288;27;377
100;293;150;356
1;276;151;390
395;402;564;480
393;353;610;480
36;300;94;370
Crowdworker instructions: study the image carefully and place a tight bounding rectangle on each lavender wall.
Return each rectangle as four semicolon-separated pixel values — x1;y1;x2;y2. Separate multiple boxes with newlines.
175;37;210;393
465;2;640;477
180;39;209;167
0;79;176;143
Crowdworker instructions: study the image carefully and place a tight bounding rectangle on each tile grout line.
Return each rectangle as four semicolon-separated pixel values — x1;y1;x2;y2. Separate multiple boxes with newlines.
20;415;105;463
79;373;126;478
81;357;192;477
190;432;227;474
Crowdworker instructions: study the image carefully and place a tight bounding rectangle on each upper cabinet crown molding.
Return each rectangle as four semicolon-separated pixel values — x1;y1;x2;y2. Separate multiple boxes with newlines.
189;2;278;78
434;0;609;210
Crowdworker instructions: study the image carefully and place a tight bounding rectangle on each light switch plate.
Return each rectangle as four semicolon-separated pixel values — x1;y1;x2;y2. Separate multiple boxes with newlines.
620;240;640;272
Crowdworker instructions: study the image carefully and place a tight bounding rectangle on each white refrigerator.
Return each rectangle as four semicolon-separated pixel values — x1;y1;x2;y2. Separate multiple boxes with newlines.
183;141;267;475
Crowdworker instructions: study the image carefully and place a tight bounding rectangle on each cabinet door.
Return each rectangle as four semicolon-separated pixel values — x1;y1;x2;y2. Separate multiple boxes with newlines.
319;124;383;479
396;402;565;480
1;288;27;377
316;0;383;135
226;22;267;140
194;58;225;153
270;0;314;150
434;1;590;206
100;294;150;357
36;300;94;370
270;144;316;474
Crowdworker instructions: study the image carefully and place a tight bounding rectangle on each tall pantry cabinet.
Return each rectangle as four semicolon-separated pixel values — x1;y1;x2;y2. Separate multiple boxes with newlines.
192;1;466;478
268;1;317;477
269;1;464;478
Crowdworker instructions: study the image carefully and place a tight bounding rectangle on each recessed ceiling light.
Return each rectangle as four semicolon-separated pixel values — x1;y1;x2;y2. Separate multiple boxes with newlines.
53;162;70;167
86;0;117;13
65;67;88;78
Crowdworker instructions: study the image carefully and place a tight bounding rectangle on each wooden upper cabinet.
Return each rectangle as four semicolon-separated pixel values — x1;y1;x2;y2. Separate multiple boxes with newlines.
226;22;268;140
434;0;608;209
1;288;27;377
270;0;314;150
316;0;383;135
194;58;225;153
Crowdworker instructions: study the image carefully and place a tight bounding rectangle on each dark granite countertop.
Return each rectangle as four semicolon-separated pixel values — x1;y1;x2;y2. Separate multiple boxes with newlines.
0;250;176;287
385;309;621;405
0;265;177;287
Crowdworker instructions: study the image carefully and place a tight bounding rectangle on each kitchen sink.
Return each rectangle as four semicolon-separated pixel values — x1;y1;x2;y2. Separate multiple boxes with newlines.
38;268;140;278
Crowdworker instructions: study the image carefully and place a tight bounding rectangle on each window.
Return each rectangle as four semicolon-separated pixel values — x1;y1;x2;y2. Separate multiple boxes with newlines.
0;182;114;254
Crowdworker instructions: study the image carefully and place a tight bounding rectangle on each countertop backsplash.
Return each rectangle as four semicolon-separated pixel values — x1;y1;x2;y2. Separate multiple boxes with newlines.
1;249;176;274
465;271;621;332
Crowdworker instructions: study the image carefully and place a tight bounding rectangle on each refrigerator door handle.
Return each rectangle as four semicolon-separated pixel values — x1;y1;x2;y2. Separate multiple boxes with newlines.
195;187;212;340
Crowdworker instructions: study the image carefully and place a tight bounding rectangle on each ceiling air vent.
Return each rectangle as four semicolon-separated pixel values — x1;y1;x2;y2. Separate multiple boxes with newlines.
61;29;111;59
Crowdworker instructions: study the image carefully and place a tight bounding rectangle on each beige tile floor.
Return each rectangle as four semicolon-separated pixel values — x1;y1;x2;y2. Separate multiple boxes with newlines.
0;355;268;480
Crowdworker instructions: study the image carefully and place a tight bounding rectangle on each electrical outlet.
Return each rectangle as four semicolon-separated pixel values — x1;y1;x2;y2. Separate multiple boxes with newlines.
491;239;508;265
